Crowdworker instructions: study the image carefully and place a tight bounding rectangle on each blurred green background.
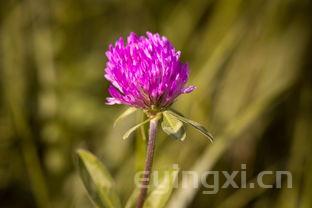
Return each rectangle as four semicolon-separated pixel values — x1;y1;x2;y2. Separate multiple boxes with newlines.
0;0;311;207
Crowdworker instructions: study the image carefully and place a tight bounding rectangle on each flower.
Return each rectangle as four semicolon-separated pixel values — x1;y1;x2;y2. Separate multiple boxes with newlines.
104;32;195;113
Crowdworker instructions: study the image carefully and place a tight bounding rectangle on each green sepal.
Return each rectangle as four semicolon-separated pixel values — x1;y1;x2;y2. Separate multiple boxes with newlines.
123;118;152;140
114;107;138;127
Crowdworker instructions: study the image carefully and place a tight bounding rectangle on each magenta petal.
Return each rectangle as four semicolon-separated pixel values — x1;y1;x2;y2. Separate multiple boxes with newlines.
182;86;196;94
106;97;122;105
104;32;196;109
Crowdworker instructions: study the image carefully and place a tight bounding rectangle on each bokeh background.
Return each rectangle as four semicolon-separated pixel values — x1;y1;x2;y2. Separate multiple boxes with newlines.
0;0;311;207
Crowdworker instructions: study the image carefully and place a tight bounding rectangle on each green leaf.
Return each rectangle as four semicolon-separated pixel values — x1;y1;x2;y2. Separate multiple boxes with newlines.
166;110;214;142
125;165;179;208
76;150;121;208
125;189;140;208
143;167;179;208
123;118;151;140
161;111;186;141
114;107;138;127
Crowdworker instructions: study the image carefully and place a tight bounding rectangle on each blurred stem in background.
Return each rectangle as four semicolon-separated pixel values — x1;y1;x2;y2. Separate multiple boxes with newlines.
1;4;50;208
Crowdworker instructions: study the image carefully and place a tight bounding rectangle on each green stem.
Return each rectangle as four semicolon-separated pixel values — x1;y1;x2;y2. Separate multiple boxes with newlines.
136;117;159;208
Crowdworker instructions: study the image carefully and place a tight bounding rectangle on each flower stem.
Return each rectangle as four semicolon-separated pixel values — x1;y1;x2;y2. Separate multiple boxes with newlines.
136;116;159;208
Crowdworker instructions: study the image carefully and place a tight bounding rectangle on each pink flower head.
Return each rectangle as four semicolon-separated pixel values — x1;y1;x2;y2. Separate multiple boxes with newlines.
104;32;195;111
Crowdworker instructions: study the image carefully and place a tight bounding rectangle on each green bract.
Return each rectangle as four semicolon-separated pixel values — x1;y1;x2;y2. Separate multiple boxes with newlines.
161;111;186;141
114;108;214;142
